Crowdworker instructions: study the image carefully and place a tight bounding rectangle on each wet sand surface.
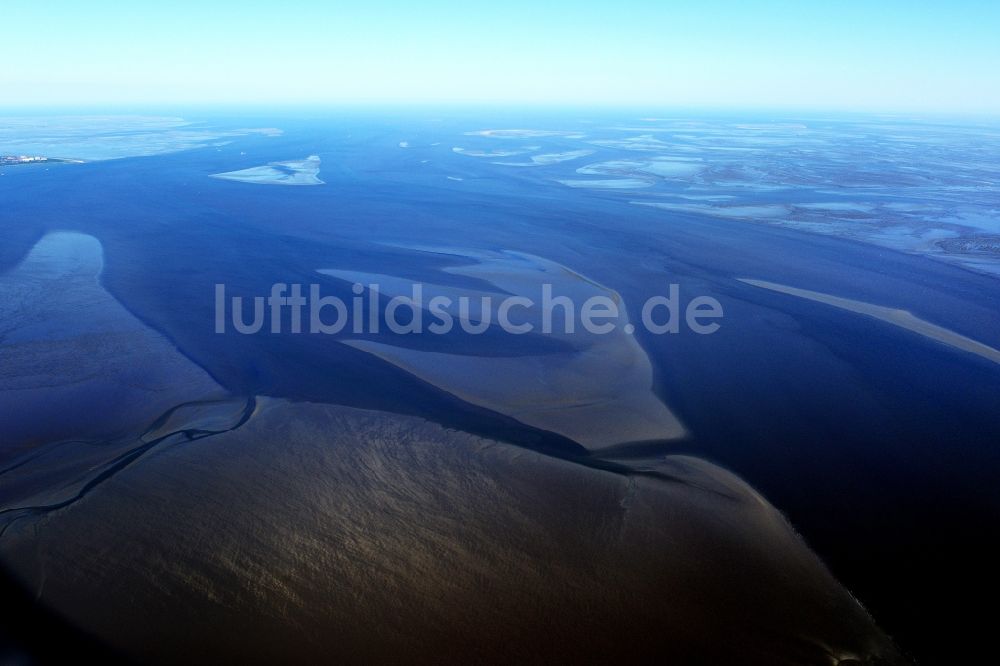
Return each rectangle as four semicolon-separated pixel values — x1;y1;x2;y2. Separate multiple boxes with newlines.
0;399;901;664
0;232;225;450
323;248;686;450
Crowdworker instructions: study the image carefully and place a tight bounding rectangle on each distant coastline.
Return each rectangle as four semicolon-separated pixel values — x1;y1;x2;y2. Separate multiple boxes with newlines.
1;155;84;166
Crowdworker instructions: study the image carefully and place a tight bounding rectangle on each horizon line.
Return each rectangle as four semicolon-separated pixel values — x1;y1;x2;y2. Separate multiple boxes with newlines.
1;102;999;122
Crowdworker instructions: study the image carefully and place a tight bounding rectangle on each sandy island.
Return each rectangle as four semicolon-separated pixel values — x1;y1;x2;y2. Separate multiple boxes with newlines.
211;155;323;186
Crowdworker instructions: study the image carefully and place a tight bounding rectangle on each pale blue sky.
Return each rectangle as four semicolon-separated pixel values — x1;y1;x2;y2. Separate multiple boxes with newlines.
2;0;999;112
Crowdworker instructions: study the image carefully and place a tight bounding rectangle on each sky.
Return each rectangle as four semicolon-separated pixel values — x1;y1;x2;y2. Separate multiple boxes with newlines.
2;0;999;113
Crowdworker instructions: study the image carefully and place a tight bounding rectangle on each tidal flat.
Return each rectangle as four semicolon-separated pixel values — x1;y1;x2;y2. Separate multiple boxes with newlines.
2;112;999;663
0;400;901;664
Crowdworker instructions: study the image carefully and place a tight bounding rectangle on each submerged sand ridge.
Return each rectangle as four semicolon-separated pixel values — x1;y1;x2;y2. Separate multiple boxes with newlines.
0;232;226;448
493;150;595;166
320;247;686;450
0;232;232;515
739;278;1000;365
211;155;324;185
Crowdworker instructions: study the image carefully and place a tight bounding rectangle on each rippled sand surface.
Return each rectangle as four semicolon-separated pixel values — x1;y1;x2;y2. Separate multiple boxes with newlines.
0;399;901;664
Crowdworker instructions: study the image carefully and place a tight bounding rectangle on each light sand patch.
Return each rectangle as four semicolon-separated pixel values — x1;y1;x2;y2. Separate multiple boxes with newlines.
940;208;1000;234
211;155;323;186
675;194;736;201
0;116;282;161
578;158;703;179
633;201;788;218
589;134;671;151
733;123;809;131
465;129;585;139
795;202;876;213
633;161;704;177
452;146;540;157
739;278;1000;365
320;249;685;449
636;200;1000;276
560;178;654;189
0;232;225;447
0;233;226;508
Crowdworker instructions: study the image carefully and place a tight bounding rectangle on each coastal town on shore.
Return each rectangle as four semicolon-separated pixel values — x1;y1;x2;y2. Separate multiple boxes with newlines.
1;154;81;165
